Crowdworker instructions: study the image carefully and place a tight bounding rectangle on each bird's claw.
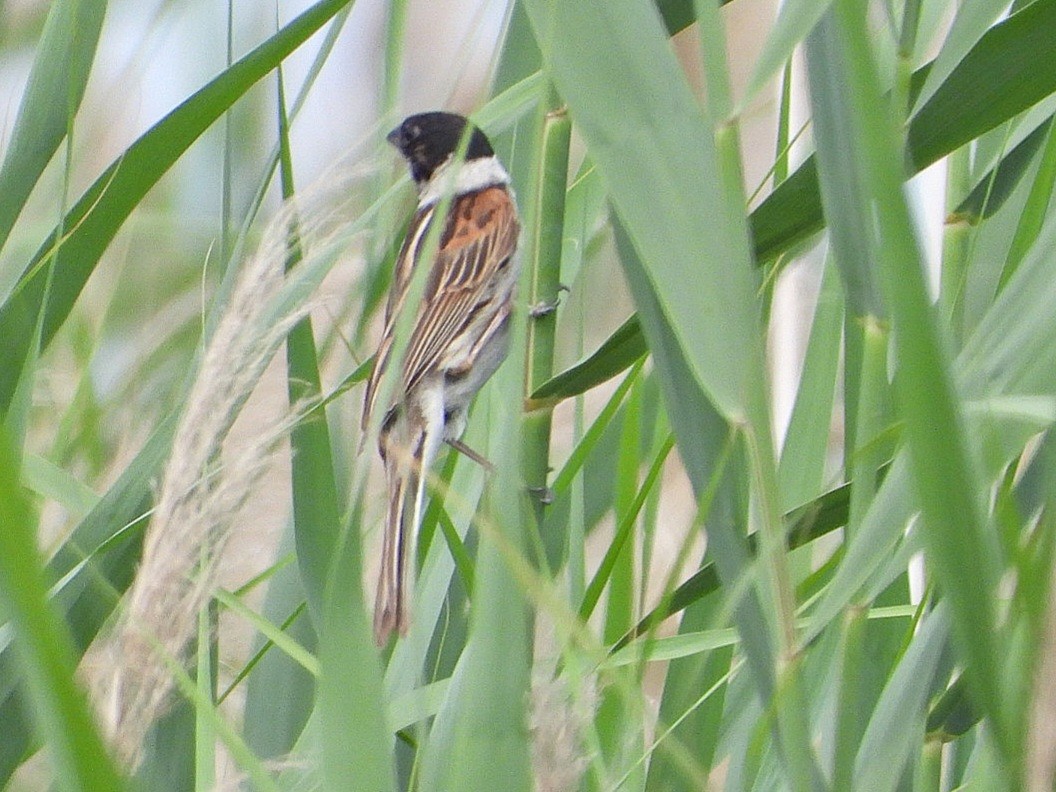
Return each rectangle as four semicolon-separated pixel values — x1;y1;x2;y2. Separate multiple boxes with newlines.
529;285;569;318
528;486;556;505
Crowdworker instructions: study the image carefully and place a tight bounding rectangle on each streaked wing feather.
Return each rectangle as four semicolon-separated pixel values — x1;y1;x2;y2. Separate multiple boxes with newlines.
400;189;517;396
363;187;517;427
400;290;480;394
361;204;435;430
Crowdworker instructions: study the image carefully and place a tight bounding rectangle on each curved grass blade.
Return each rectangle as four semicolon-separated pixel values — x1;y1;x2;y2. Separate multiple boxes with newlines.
742;0;836;109
754;0;1056;262
579;433;674;622
0;433;127;791
809;2;1013;771
0;0;107;260
909;0;1010;116
907;0;1056;170
0;415;172;780
778;259;842;509
0;0;356;414
503;0;1056;408
952;116;1054;223
1001;117;1056;288
529;314;646;403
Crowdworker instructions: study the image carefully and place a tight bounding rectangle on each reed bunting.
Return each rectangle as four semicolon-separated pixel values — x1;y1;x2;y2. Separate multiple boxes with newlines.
363;112;521;645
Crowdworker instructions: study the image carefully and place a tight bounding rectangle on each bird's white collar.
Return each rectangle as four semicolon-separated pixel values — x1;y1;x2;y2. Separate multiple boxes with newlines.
419;155;510;206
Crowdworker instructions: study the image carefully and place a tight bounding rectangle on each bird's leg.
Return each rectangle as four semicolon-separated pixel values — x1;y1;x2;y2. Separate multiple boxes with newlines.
529;284;569;318
445;437;495;473
527;486;555;505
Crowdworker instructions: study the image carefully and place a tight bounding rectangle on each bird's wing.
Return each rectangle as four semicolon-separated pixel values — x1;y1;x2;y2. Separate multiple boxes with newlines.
362;186;518;428
361;203;436;431
400;186;519;396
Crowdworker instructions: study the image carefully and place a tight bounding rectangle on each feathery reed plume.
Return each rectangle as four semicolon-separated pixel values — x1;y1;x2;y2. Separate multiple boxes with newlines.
88;155;381;766
530;672;595;792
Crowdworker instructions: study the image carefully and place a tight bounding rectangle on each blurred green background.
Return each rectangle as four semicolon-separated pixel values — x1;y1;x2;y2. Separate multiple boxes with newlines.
2;0;1056;790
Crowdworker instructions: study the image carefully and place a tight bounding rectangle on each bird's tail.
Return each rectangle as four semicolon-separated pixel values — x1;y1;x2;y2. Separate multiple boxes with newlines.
373;429;435;646
374;462;412;646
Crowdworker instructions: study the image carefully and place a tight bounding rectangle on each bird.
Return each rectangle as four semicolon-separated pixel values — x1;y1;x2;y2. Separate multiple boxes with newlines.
362;111;521;646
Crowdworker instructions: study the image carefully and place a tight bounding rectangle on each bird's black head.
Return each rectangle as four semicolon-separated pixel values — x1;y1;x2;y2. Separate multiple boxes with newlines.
387;112;495;184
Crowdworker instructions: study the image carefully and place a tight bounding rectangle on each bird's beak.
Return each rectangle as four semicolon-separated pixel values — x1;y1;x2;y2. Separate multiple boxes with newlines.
386;127;401;147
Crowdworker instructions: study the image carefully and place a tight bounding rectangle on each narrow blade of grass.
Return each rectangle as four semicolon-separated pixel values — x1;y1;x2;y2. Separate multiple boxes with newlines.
853;607;949;791
529;315;646;403
808;2;1013;772
778;259;842;509
754;0;1056;262
0;0;107;260
0;433;127;791
910;0;1012;116
0;0;356;414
